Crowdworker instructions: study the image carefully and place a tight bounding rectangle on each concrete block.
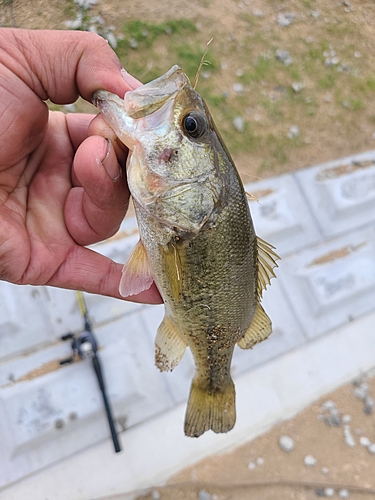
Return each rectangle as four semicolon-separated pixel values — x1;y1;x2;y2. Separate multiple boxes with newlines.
277;226;375;338
245;174;321;256
231;279;307;377
3;311;375;500
295;150;375;237
0;283;81;362
0;312;172;488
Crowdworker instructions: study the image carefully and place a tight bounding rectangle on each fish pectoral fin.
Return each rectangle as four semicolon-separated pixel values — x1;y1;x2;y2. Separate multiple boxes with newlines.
257;236;279;298
155;316;187;372
237;302;272;349
119;239;154;297
184;378;236;437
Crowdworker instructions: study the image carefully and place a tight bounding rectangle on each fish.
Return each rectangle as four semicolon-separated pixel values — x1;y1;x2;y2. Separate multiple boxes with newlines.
93;65;278;437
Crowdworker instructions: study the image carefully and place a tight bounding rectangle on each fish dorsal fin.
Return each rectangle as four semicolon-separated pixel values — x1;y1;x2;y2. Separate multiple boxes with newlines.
119;239;154;297
160;240;183;302
237;303;272;349
257;236;279;298
155;315;187;372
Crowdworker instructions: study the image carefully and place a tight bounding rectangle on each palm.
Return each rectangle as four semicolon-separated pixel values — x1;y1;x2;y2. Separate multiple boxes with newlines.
1;111;76;285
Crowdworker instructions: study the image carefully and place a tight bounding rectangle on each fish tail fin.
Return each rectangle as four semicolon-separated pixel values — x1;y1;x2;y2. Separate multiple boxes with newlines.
184;378;236;437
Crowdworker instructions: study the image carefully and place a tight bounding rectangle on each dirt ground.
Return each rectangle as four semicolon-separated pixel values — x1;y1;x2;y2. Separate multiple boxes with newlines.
132;372;375;500
2;0;375;180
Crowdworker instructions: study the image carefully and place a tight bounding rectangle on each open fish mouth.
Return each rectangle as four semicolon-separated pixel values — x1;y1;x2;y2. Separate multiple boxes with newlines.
124;65;188;119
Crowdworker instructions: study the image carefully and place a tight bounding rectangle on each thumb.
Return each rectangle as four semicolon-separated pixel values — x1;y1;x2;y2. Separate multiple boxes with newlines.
1;28;130;104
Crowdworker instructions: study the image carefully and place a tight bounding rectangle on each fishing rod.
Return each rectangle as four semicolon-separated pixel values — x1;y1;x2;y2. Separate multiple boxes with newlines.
60;291;122;453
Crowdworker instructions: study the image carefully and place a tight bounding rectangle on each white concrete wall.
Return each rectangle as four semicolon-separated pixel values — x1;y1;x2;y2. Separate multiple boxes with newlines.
1;150;375;499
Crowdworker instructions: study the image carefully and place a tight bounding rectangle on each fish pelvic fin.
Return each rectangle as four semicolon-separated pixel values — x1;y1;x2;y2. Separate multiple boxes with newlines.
155;316;187;372
237;302;272;349
184;379;236;437
119;239;154;297
256;236;279;298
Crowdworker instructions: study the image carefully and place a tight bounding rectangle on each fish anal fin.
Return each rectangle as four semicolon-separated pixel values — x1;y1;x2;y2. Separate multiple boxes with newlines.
160;240;182;302
119;239;153;297
237;302;272;349
184;378;236;437
155;316;187;372
257;236;280;298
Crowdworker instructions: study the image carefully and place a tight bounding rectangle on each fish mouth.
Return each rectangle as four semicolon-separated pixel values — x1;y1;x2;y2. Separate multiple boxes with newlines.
124;65;189;119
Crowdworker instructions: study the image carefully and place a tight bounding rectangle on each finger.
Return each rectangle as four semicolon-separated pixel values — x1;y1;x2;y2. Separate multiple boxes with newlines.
47;245;162;304
3;29;131;104
65;112;96;151
88;113;129;162
120;68;142;88
65;135;129;246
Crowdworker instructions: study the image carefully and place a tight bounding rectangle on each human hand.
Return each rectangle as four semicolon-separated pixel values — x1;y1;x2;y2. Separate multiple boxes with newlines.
0;28;161;303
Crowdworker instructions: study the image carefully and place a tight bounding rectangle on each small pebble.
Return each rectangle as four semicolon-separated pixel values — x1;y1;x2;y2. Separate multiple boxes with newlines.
342;415;351;424
233;83;244;94
322;467;329;474
279;435;295;452
248;461;256;470
75;0;97;7
198;490;212;500
65;16;83;29
304;454;317;466
292;82;303;93
324;488;335;497
344;425;356;447
91;14;104;26
151;491;161;500
105;32;117;49
275;49;293;66
368;443;375;455
316;489;325;497
232;116;245;132
277;12;295;28
321;400;336;411
339;490;350;499
354;384;368;400
129;38;138;49
288;125;300;139
359;436;371;447
365;395;374;407
256;457;265;466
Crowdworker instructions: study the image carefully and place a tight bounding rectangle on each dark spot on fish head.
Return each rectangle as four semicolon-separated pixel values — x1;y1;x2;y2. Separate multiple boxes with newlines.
158;148;176;163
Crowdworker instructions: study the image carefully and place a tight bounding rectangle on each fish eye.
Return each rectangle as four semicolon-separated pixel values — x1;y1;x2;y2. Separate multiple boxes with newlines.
182;112;207;139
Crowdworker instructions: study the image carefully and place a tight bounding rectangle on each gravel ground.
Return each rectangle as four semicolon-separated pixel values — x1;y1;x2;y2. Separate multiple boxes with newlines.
133;370;375;500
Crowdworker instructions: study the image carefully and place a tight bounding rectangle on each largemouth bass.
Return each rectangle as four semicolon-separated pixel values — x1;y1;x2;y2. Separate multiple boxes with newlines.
93;66;278;437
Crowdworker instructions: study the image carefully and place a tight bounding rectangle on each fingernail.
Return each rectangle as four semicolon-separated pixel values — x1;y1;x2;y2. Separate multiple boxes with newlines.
101;138;121;182
121;68;142;90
